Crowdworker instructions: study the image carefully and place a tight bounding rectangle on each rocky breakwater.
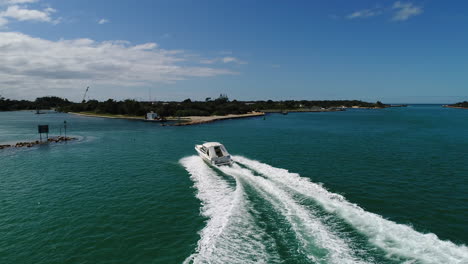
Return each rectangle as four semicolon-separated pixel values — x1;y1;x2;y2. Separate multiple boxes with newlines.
0;136;77;150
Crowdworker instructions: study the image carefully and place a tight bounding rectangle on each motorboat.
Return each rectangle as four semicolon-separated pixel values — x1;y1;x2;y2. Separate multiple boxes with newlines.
195;142;233;166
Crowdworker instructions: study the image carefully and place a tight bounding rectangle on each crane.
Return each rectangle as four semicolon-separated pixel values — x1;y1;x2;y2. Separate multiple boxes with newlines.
82;86;89;103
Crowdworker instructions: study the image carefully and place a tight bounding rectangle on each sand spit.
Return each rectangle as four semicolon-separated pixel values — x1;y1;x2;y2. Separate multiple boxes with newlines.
168;112;265;126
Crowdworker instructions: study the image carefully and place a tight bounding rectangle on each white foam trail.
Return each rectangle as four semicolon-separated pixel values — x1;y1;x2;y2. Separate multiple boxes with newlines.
235;156;468;264
180;156;277;264
219;164;368;264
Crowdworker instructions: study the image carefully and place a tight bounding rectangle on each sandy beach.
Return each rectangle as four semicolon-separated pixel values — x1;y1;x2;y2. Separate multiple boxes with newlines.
70;112;145;120
168;112;265;126
263;108;344;113
443;105;468;109
69;111;265;126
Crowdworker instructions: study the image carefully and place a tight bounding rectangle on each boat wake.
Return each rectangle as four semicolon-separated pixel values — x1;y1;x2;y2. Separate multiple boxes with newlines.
180;156;278;264
181;155;468;264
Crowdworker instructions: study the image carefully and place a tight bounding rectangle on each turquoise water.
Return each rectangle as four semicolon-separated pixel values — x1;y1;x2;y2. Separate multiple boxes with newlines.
1;106;467;264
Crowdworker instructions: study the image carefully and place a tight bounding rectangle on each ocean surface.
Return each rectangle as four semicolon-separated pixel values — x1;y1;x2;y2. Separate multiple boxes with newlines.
1;105;467;264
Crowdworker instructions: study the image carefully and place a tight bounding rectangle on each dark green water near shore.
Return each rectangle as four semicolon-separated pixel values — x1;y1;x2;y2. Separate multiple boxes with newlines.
1;105;467;263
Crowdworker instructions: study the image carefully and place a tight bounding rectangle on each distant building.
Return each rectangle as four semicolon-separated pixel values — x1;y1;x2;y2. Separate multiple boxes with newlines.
146;112;159;120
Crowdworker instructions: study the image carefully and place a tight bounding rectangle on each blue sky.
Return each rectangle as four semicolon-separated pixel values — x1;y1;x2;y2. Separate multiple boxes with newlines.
0;0;467;103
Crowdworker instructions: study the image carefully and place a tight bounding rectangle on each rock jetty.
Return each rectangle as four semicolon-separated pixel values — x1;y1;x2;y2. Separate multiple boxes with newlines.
0;136;76;150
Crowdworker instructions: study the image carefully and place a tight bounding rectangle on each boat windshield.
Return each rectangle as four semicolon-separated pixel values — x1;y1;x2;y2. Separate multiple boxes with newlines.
214;146;224;157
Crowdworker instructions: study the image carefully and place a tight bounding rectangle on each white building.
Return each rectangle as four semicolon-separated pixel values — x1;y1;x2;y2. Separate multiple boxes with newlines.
146;112;159;120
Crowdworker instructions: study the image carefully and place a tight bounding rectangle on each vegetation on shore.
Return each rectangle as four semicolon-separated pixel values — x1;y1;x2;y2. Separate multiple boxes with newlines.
448;101;468;108
0;96;71;111
1;94;387;117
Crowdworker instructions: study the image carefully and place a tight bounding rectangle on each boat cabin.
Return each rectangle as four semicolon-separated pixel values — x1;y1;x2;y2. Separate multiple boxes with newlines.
195;142;233;166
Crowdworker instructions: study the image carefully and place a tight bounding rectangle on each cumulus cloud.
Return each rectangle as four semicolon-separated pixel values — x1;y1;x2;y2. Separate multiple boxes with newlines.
0;32;235;99
98;18;109;24
0;1;58;26
1;5;54;22
392;1;423;21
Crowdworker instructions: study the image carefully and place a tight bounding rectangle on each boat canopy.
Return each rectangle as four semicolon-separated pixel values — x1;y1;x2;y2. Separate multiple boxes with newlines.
200;142;230;159
195;142;233;166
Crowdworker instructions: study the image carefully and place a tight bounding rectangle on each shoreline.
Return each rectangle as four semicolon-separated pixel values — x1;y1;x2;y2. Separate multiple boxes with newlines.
69;112;146;120
443;105;468;109
263;108;344;113
68;106;391;126
68;107;389;126
69;111;266;126
167;112;265;126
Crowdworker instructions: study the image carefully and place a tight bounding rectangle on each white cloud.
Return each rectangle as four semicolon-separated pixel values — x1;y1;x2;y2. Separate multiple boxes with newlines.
0;32;235;99
44;7;55;13
132;43;158;50
98;18;109;24
222;57;238;63
347;8;382;19
0;0;38;5
0;1;58;26
392;1;423;21
200;56;247;65
344;2;423;22
1;5;53;22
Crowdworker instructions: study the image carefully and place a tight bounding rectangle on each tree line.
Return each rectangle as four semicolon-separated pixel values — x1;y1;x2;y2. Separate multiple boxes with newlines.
1;95;387;117
0;96;71;111
450;101;468;108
